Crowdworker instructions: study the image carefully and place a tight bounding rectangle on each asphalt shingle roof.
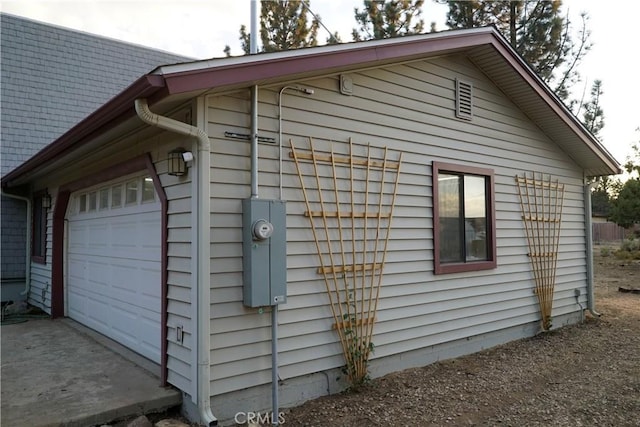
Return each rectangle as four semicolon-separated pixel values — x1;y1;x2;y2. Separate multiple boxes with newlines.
0;13;192;176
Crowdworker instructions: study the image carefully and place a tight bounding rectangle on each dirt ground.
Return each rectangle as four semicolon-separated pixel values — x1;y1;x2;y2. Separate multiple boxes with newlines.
112;245;639;427
283;245;640;426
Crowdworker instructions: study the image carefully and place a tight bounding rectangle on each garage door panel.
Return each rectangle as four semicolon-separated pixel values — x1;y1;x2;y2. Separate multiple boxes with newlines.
87;298;110;326
110;303;161;361
67;179;161;364
86;260;110;287
67;287;88;319
68;221;159;255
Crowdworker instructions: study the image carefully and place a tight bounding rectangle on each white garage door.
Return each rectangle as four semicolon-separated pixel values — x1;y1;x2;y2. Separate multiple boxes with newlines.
67;175;162;363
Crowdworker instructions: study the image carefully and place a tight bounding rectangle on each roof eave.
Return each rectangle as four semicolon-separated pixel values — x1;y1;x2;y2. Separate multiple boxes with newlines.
3;26;621;187
161;30;497;94
472;35;622;177
1;75;167;187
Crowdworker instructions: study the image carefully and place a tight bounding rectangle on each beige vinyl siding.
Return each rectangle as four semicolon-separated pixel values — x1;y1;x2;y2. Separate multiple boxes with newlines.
160;153;195;396
206;54;588;397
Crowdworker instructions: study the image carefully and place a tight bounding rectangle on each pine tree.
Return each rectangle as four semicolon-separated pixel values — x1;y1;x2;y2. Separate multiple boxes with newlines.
445;1;511;34
352;0;425;41
609;179;640;228
582;80;604;138
445;1;591;103
607;131;640;228
227;1;320;55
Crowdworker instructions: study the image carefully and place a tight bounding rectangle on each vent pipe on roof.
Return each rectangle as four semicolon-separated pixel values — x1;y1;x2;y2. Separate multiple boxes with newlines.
250;0;258;55
250;0;259;198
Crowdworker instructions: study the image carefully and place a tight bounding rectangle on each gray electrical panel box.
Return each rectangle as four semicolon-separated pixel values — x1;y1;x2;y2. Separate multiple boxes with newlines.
242;198;287;307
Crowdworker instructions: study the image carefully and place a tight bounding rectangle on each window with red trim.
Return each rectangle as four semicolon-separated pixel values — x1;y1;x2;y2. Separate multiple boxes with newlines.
32;191;47;264
433;162;496;274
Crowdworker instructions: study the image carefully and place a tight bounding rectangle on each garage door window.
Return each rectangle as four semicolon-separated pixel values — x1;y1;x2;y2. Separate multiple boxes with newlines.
72;175;154;216
88;192;97;211
142;177;155;203
99;188;109;210
126;180;138;205
78;194;87;213
111;185;122;208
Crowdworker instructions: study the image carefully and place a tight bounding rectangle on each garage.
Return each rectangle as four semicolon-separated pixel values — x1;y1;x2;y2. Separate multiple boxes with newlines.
66;174;162;363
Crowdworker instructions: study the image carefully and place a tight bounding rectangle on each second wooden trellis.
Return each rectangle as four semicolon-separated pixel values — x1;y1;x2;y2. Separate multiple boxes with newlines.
516;172;565;330
290;137;403;385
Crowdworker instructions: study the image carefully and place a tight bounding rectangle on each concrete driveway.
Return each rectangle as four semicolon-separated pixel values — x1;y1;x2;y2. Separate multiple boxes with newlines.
1;317;181;426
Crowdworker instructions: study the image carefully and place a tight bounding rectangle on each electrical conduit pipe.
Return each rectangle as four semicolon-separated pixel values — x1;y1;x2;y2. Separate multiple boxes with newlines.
134;98;217;426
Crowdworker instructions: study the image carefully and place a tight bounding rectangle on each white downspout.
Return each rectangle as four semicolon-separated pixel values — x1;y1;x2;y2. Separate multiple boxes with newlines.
1;191;32;298
584;182;600;317
134;98;217;426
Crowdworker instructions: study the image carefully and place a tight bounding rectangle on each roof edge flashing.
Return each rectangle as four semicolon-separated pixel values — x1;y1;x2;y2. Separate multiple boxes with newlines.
155;27;499;77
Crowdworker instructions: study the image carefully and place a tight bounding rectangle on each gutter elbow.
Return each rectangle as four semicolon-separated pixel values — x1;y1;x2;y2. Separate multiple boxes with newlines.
134;98;159;126
199;407;218;427
134;98;210;151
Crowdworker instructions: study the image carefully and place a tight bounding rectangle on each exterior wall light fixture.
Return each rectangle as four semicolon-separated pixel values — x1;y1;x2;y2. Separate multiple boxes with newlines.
42;192;52;209
168;148;193;176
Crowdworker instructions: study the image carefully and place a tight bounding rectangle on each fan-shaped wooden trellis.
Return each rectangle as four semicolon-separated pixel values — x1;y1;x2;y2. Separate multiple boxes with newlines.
290;137;402;385
516;172;565;330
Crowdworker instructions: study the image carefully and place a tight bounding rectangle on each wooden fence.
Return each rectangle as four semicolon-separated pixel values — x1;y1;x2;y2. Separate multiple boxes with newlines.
592;222;626;244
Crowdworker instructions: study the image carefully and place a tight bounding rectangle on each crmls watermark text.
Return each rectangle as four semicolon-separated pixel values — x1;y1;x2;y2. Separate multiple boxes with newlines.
234;411;286;425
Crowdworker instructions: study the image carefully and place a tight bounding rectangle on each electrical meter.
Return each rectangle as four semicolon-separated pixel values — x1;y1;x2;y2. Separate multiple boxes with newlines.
252;219;274;240
242;199;287;307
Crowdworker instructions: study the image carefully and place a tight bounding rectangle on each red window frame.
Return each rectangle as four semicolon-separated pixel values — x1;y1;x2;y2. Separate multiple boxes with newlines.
433;162;497;274
31;190;48;264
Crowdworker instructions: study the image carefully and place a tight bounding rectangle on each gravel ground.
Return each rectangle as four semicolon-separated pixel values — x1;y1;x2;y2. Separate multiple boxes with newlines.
115;247;638;427
283;246;640;427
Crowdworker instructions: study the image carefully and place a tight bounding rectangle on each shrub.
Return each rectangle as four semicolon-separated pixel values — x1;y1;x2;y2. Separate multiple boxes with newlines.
620;238;640;252
615;238;640;260
600;246;612;257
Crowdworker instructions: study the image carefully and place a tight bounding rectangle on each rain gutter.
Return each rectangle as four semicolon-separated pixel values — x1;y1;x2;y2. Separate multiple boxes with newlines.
134;98;217;426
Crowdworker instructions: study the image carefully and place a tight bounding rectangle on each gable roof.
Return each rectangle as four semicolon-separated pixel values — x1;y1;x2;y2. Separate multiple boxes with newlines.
0;13;192;176
1;25;621;187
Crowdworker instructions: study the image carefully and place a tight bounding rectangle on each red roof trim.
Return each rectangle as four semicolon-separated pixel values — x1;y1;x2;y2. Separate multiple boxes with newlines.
162;33;494;94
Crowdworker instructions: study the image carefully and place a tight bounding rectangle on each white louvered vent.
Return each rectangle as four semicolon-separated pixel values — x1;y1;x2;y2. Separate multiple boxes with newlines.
455;79;473;120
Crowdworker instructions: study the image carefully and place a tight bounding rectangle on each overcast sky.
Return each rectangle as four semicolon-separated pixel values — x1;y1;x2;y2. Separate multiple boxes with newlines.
2;0;638;169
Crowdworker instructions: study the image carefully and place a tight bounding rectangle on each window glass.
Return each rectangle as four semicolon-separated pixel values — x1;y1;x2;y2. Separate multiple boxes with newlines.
111;185;122;208
78;194;87;213
142;177;155;203
32;192;47;263
88;192;97;211
438;173;462;263
99;188;109;210
125;180;138;205
464;175;487;261
434;162;495;274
